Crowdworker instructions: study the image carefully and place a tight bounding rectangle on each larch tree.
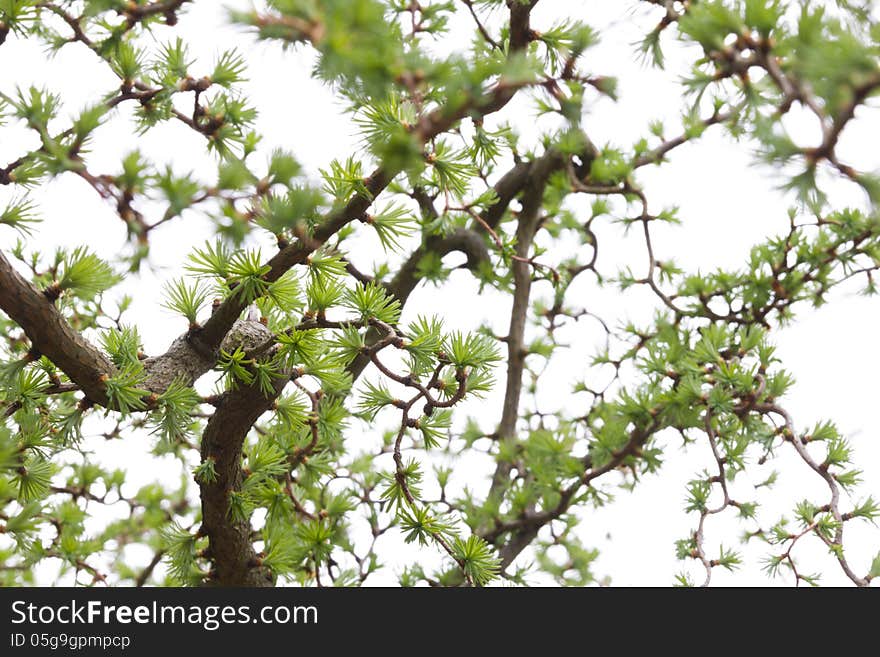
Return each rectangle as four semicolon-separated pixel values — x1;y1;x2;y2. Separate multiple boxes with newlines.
0;0;878;588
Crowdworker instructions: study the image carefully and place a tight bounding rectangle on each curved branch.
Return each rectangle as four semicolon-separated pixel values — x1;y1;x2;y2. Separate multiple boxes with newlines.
199;375;288;587
0;251;114;405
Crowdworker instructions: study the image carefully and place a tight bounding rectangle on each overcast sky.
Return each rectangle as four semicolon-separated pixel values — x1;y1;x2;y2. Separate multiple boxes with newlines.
1;1;878;586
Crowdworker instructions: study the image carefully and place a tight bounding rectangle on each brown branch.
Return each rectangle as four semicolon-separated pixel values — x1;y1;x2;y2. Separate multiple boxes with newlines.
632;109;736;168
0;251;114;405
755;402;869;587
508;0;540;51
487;151;561;499
481;161;533;228
487;416;663;570
121;0;191;27
198;374;288;587
135;549;166;587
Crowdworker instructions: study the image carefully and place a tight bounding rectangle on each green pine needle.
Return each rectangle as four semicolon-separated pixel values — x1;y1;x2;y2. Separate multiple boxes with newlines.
452;535;501;586
344;282;401;323
56;247;119;300
162;278;211;326
193;458;218;484
211;50;247;87
228;249;271;303
100;326;143;369
151;378;201;443
103;365;149;415
0;195;41;236
380;458;422;509
186;240;232;279
357;380;396;420
365;203;415;252
218;347;254;389
13;456;54;502
398;506;455;547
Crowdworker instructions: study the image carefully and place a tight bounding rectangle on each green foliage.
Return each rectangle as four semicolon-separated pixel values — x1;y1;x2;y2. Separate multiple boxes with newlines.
161;523;201;585
151;379;201;444
344;282;401;323
365;204;416;252
452;535;501;586
217;348;254;389
12;456;54;502
444;331;500;369
398;506;455;546
187;240;232;279
403;315;444;373
417;410;452;450
428;142;476;198
357;381;397;421
1;0;878;590
211;50;247;88
103;365;149;415
0;195;40;235
380;458;422;509
355;96;423;173
100;326;142;369
227;250;271;303
193;458;218;484
257;187;324;235
321;156;371;203
535;528;598;586
162;279;211;326
55;247;119;301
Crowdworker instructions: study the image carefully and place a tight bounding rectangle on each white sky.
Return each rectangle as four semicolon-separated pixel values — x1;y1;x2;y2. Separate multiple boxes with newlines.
1;1;878;586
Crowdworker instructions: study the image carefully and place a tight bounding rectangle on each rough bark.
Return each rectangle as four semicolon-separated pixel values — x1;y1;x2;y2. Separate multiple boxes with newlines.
198;318;281;587
0;251;115;405
199;378;283;587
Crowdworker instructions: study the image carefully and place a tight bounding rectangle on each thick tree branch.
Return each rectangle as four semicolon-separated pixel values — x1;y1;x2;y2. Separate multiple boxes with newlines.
198;347;287;586
0;251;114;405
508;0;540;51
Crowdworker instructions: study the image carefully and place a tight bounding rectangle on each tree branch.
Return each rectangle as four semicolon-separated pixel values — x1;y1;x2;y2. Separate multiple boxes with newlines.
487;151;561;497
163;9;544;389
508;0;540;51
0;251;114;405
199;375;287;587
